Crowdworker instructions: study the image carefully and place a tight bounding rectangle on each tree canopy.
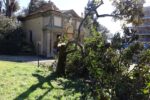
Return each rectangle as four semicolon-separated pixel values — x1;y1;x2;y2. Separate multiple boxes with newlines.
28;0;47;14
0;0;20;17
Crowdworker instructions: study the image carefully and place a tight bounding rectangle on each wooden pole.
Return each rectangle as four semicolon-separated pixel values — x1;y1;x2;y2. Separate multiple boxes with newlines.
37;43;40;67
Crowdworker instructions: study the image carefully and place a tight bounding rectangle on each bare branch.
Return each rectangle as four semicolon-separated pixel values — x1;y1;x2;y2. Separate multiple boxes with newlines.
97;14;119;18
77;12;90;42
77;0;104;42
64;0;123;55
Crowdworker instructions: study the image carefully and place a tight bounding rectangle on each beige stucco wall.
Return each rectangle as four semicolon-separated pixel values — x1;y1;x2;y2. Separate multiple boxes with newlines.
22;12;83;57
23;17;43;55
43;16;51;26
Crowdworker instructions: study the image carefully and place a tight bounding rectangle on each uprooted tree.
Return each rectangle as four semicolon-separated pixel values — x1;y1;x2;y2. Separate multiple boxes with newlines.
55;0;150;99
56;0;145;76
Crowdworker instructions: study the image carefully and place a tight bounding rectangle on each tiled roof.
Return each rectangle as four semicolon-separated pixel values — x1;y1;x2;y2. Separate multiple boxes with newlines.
61;9;80;18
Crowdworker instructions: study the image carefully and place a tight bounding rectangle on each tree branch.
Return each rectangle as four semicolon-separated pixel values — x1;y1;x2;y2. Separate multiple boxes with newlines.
77;0;104;42
98;14;118;17
93;0;104;9
77;12;89;42
3;0;6;7
94;9;121;18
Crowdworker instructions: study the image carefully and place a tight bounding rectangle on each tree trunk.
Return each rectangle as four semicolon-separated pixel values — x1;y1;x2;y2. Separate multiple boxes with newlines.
6;6;11;17
0;1;2;14
5;0;14;17
56;45;67;76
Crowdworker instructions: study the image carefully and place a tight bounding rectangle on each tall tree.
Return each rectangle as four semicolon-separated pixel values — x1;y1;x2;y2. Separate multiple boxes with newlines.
0;1;2;13
111;32;122;50
0;0;20;17
28;0;47;14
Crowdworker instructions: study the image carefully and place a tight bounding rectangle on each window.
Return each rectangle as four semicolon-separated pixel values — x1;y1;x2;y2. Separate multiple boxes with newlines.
54;16;62;27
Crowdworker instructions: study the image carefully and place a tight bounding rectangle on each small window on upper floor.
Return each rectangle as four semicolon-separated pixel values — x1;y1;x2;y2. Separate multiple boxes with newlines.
54;16;62;27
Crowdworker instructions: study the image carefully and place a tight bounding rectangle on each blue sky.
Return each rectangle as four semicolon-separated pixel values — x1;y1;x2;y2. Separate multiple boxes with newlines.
18;0;150;34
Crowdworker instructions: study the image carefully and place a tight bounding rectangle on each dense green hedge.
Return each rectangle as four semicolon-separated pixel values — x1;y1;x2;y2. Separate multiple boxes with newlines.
0;16;35;55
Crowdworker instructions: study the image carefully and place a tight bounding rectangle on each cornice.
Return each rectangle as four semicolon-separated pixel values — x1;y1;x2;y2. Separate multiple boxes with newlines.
23;9;82;21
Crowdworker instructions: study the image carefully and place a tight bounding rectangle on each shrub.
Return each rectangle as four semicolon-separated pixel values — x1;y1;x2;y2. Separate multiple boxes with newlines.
65;30;150;99
0;16;35;55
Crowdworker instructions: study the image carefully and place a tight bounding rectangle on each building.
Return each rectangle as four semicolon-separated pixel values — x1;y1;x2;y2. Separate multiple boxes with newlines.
21;1;84;57
135;6;150;43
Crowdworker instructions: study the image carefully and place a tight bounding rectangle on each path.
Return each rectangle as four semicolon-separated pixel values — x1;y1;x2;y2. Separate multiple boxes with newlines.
0;55;55;66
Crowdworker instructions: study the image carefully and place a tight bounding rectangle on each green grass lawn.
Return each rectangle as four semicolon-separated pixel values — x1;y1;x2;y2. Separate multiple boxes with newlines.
0;61;89;100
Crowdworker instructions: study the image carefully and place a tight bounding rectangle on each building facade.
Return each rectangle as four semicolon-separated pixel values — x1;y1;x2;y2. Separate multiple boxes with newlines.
135;6;150;43
22;1;84;57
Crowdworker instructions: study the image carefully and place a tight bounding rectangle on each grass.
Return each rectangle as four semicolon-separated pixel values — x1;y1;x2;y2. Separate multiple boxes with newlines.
0;61;90;100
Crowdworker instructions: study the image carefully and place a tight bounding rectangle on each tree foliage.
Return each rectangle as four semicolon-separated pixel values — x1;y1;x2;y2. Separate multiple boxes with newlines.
0;16;34;55
28;0;47;14
66;29;150;99
112;0;144;25
111;33;122;50
54;0;150;99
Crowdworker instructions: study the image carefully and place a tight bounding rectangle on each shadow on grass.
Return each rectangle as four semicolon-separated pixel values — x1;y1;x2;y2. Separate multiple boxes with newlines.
14;73;56;100
14;72;90;100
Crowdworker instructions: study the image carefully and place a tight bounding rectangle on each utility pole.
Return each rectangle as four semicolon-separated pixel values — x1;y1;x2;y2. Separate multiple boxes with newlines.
37;42;40;67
